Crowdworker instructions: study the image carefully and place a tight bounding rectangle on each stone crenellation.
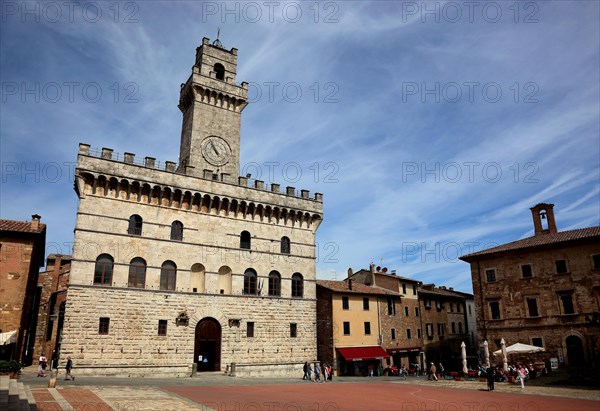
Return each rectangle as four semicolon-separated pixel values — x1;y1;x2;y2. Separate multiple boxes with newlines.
81;144;323;203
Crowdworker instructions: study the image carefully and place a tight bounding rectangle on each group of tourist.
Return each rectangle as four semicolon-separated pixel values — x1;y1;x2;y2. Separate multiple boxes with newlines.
482;363;543;390
302;362;333;382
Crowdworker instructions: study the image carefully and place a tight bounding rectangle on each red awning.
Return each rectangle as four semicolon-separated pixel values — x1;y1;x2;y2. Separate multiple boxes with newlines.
336;346;390;362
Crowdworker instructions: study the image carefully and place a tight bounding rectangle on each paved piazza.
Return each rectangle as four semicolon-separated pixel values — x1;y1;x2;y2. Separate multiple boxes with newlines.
19;369;599;411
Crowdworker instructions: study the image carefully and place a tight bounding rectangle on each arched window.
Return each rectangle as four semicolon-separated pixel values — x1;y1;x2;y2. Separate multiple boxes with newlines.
244;268;257;295
240;231;251;249
281;237;290;254
160;261;177;291
451;322;456;334
128;214;143;235
128;257;146;288
214;63;225;81
291;273;303;298
268;271;281;296
458;322;463;334
94;254;113;285
171;221;183;241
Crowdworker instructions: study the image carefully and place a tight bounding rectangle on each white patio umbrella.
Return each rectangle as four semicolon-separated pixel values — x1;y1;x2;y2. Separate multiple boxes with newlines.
483;340;490;368
461;341;468;374
500;338;508;371
493;342;545;356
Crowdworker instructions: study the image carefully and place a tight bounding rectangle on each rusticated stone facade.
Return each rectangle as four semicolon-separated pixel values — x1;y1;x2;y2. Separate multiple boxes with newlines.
60;38;323;377
461;203;600;368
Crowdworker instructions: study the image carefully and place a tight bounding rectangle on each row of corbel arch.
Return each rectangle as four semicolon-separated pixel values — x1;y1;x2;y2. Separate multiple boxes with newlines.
179;84;246;113
79;172;321;229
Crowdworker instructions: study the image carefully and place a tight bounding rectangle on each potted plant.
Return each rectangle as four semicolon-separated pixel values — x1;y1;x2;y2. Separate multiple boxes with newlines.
0;360;22;378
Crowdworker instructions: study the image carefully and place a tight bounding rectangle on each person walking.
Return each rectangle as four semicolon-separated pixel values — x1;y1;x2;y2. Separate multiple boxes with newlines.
64;356;75;381
517;364;526;389
303;362;309;380
314;363;321;382
428;362;438;381
438;363;445;379
308;362;313;382
486;367;495;391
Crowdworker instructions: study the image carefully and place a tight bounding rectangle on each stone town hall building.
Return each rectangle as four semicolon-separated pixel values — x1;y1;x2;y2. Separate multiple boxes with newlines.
60;38;323;377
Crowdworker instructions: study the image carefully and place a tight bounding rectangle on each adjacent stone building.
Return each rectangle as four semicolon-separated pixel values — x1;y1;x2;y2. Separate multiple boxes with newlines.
34;254;71;365
0;216;46;364
60;38;324;377
316;279;398;376
349;265;476;372
460;203;600;368
418;284;475;370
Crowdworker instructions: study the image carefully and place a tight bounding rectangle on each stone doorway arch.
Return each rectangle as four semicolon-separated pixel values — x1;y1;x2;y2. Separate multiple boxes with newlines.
565;335;585;367
194;318;222;372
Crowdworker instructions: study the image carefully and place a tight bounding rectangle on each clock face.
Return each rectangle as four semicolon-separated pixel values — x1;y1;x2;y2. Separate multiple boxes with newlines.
201;136;231;166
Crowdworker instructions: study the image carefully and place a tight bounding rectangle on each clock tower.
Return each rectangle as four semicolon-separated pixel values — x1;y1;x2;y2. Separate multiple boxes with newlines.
178;37;248;180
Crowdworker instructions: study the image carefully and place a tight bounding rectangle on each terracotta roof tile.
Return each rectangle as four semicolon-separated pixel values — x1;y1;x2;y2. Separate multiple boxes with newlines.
460;226;600;260
317;280;400;296
0;219;46;234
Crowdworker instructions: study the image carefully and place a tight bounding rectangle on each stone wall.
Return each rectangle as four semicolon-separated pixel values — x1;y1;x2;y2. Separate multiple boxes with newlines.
60;285;317;376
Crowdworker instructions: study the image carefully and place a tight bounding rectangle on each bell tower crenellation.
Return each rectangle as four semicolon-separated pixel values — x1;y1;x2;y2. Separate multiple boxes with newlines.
178;37;248;181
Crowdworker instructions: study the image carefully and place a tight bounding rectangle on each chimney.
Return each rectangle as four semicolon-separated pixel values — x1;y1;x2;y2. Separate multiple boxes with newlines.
31;214;41;231
348;279;353;290
530;203;557;235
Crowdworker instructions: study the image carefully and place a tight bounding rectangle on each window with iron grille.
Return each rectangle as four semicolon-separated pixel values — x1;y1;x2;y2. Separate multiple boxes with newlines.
128;214;143;235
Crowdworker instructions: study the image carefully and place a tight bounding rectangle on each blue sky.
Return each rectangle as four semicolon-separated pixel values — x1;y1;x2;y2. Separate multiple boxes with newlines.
1;1;599;293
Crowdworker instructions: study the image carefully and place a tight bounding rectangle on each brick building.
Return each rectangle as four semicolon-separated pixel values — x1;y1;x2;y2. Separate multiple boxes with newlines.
34;254;71;366
0;216;46;364
316;279;399;376
460;203;600;368
60;38;323;377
